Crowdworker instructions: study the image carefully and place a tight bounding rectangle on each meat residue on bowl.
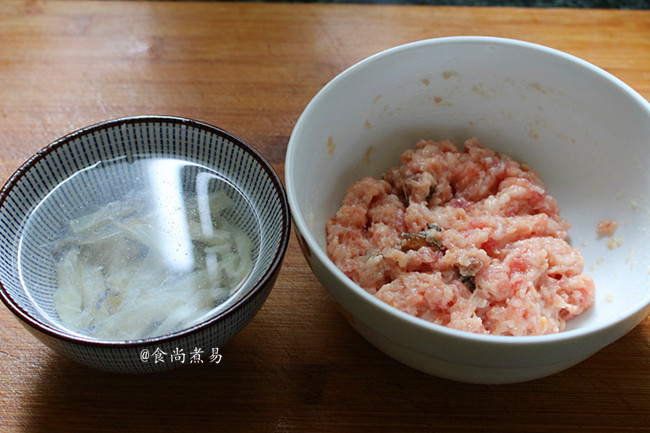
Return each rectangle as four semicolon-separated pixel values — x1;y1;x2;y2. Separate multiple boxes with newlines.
326;138;595;336
596;219;619;237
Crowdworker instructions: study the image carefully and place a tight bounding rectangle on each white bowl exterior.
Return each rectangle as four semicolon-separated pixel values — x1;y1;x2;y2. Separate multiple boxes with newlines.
304;241;649;383
287;37;650;383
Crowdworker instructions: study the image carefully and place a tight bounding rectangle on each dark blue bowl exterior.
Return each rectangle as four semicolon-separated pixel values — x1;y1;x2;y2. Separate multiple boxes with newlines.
0;116;290;373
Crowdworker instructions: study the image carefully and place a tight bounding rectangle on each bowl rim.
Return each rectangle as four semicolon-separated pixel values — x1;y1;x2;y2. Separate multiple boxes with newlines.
0;115;291;347
285;36;650;346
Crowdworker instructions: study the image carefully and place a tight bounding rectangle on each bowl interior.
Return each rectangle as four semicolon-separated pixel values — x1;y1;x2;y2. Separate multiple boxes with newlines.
287;37;650;335
0;117;288;341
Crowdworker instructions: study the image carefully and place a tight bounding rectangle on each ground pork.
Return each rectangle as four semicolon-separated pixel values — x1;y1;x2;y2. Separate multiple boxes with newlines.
326;138;595;336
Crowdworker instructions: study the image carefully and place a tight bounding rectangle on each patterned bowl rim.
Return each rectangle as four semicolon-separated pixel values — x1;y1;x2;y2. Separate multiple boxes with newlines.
0;115;291;347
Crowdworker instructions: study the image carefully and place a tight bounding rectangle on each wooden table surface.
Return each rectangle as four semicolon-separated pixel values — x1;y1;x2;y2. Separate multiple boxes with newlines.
1;1;649;431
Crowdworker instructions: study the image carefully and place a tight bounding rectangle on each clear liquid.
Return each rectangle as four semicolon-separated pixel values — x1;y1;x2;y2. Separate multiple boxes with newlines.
19;156;259;340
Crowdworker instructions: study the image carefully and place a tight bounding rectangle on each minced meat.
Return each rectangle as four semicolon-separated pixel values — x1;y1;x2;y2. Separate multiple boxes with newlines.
326;138;595;336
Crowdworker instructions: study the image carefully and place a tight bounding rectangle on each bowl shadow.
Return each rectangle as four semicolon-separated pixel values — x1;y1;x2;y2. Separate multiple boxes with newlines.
22;303;650;432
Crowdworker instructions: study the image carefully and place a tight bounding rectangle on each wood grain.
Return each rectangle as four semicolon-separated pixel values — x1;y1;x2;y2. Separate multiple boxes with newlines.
1;1;649;431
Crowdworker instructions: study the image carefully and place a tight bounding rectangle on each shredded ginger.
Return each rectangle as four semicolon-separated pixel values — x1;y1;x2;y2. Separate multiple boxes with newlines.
52;189;253;341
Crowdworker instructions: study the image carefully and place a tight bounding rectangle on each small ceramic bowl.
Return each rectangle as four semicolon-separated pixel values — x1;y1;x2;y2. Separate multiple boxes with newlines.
0;116;290;373
286;37;650;383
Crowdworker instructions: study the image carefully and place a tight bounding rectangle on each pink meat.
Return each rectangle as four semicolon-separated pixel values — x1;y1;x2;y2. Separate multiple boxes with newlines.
326;138;595;336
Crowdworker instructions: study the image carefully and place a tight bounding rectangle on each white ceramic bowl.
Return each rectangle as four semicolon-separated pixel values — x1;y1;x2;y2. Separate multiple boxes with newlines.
285;37;650;384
